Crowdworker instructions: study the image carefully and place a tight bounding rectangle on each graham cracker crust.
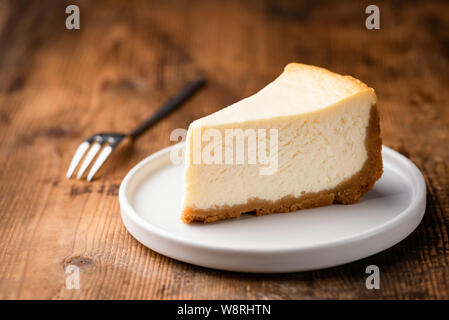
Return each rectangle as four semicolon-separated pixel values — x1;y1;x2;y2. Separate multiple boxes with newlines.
182;105;383;223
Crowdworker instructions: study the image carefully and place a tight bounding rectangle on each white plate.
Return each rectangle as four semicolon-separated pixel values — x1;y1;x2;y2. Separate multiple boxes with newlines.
119;144;426;273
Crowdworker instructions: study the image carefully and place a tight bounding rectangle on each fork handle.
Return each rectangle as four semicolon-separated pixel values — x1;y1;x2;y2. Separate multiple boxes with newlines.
129;76;206;139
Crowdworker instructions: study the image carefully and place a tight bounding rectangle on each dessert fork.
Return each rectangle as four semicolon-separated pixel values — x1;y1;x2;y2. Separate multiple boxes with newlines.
66;76;205;181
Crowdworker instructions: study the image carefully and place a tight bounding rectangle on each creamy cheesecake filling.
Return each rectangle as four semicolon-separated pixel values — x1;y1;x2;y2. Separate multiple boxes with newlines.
183;93;374;211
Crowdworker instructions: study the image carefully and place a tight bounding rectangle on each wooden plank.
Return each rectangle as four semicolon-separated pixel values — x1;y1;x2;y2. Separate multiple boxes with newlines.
0;0;448;299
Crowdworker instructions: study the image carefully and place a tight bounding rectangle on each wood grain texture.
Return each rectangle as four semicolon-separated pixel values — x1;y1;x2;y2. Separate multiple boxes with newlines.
0;0;448;299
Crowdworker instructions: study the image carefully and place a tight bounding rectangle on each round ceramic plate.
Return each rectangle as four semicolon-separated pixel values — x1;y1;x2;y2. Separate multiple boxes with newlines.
119;143;426;273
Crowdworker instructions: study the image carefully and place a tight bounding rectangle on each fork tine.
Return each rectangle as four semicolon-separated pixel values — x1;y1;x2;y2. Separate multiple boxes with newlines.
76;142;102;179
66;141;91;179
86;145;113;182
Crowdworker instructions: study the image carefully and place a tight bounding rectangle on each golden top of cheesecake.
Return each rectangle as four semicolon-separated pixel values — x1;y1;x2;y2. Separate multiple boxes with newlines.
191;63;376;127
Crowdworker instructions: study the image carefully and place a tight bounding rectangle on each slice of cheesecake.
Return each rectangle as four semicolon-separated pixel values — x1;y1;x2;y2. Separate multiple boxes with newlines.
182;63;382;223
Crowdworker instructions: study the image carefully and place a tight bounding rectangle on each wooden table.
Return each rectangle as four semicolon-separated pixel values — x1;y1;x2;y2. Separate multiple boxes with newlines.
0;0;448;299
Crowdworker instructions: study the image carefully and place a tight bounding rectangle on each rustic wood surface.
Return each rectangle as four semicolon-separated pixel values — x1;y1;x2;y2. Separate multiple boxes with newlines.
0;0;448;299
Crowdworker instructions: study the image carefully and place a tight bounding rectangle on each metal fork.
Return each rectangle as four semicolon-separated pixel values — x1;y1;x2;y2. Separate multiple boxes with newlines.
66;76;205;181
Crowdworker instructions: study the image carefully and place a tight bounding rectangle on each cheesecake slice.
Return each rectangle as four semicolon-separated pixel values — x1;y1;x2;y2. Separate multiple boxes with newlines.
182;63;382;223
